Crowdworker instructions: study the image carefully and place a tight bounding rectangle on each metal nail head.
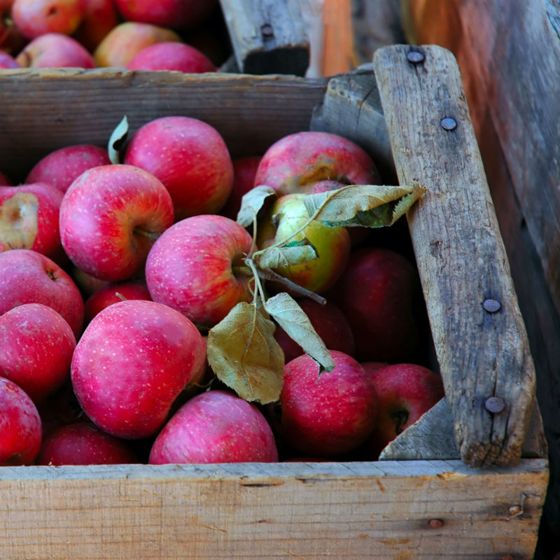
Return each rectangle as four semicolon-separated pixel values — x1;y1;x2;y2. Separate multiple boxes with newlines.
483;298;502;313
485;396;506;414
261;23;274;38
407;50;425;64
440;117;457;131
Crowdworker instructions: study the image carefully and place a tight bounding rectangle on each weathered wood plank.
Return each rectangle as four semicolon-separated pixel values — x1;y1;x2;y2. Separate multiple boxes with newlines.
219;0;309;75
0;69;326;180
0;460;547;559
373;45;537;467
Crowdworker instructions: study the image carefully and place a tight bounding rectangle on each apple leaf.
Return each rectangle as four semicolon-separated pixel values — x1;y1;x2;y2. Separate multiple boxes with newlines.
255;242;318;270
264;292;334;373
108;115;129;165
236;186;276;227
302;184;426;228
207;302;284;404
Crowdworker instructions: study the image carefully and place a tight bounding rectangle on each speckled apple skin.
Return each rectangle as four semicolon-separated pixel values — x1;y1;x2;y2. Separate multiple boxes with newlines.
128;41;215;72
38;422;136;465
0;182;63;258
17;33;95;68
12;0;85;39
0;304;76;403
0;249;84;335
84;281;151;323
124;116;233;219
149;390;278;464
281;350;377;457
146;215;253;329
221;156;261;219
0;377;42;465
255;131;379;195
27;144;110;193
71;300;206;439
60;164;174;282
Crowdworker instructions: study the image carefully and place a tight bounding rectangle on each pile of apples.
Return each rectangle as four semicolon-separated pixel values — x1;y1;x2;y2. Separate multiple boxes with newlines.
0;115;444;467
0;0;223;71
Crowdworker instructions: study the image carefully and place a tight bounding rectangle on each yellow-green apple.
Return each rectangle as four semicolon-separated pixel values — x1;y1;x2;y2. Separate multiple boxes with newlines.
0;376;42;465
84;281;151;323
0;182;63;258
127;41;215;72
0;249;84;335
221;156;261;219
365;363;444;457
114;0;217;30
149;390;278;464
17;32;95;67
0;50;19;67
275;299;355;363
73;0;118;51
71;300;206;439
259;193;351;293
255;131;379;195
281;350;377;457
12;0;86;39
94;22;180;67
26;144;110;193
59;164;174;282
145;214;252;329
0;304;75;403
331;248;422;362
124;116;233;219
38;421;136;465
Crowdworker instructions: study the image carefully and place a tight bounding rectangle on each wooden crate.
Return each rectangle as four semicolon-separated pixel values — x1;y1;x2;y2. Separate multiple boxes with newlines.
0;45;549;559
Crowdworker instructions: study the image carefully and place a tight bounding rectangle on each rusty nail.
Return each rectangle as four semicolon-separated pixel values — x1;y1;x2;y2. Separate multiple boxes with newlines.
440;117;457;131
427;518;444;529
407;50;425;64
261;23;274;38
508;505;523;517
483;298;501;313
485;396;506;414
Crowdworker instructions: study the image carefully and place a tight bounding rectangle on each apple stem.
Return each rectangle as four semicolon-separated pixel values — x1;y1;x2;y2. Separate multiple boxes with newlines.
232;265;253;277
257;268;327;305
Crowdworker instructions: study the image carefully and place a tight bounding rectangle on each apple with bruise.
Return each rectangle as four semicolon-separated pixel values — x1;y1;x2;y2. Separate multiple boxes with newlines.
0;249;84;335
72;300;206;439
127;41;215;72
124;116;233;219
12;0;86;39
84;281;151;322
149;390;278;464
60;164;174;282
0;182;63;258
17;32;95;67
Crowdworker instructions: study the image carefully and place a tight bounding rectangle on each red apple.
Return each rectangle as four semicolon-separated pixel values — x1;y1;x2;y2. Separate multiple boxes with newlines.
71;300;206;439
366;363;444;456
331;248;422;362
281;350;377;457
12;0;86;39
114;0;217;30
73;0;118;51
145;214;253;329
38;422;137;465
149;390;278;464
26;144;110;193
222;156;261;219
17;32;95;67
255;131;379;195
0;376;42;465
85;281;151;322
0;249;84;335
0;170;11;185
94;21;180;67
0;182;63;258
0;303;76;403
0;50;19;67
127;41;215;72
275;299;355;362
124;116;233;219
259;193;351;293
59;164;174;282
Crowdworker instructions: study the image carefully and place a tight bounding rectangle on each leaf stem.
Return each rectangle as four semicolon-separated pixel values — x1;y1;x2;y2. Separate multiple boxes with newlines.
257;268;327;305
245;258;267;307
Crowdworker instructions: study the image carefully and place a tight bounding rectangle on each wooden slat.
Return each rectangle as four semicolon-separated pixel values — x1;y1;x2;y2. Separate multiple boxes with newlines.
0;460;547;559
0;69;326;181
373;45;537;467
219;0;309;75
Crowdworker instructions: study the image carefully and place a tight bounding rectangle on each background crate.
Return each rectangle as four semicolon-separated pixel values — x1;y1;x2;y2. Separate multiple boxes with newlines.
0;45;548;559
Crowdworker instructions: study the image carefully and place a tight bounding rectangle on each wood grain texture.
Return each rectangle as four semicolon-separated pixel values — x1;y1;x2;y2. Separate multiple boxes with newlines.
0;460;547;559
219;0;309;75
0;69;326;181
374;45;537;467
